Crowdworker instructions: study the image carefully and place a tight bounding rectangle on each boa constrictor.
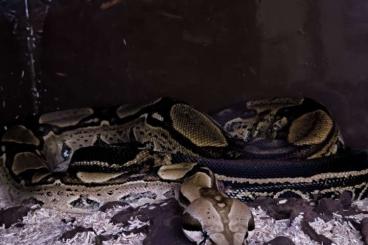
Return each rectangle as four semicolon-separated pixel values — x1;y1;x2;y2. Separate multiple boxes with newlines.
1;97;367;244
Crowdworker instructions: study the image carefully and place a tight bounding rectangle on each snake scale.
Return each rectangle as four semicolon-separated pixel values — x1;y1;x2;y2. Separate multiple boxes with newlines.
1;97;367;244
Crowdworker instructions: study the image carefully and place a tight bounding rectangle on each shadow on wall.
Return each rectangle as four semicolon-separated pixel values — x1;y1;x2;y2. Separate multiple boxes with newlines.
0;0;367;148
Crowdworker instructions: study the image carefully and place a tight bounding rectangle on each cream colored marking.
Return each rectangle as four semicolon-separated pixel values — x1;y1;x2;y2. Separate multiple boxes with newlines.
132;121;197;156
274;189;310;199
337;131;345;145
288;110;333;146
2;125;40;146
31;172;52;184
216;168;368;184
158;162;197;180
170;104;228;147
313;182;368;199
358;184;368;200
139;113;148;119
76;172;124;183
247;97;303;113
71;161;109;169
224;117;256;141
42;119;139;168
273;117;288;131
208;233;229;245
230;190;268;200
121;150;152;167
214;195;222;201
12;152;48;175
182;230;204;243
19;180;179;213
100;0;122;10
152;112;164;121
39;108;94;127
83;118;99;124
185;198;224;233
228;200;252;240
181;172;213;202
116;104;146;119
44;117;138;147
309;128;339;159
100;120;110;126
217;203;226;208
228;182;368;201
278;199;288;204
151;97;165;104
70;151;165;171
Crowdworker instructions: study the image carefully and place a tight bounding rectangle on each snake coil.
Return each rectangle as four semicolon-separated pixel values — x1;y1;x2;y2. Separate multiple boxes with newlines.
1;97;367;244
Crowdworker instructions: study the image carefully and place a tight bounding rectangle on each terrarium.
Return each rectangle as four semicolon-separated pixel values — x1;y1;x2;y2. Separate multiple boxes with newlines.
0;1;367;244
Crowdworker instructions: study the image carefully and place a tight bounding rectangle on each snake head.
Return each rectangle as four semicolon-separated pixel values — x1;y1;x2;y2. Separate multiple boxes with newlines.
182;194;254;245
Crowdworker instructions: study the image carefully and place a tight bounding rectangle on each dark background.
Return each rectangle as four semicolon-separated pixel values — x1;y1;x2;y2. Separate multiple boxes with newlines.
0;0;367;148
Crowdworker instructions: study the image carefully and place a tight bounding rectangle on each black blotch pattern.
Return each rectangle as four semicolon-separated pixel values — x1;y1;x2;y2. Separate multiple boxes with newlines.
60;226;95;241
264;236;295;245
0;206;32;228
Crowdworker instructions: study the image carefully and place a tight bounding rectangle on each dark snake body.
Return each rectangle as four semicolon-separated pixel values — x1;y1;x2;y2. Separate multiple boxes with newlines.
0;97;367;244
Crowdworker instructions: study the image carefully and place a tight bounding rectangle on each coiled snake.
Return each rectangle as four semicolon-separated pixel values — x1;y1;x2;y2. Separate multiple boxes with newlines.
1;97;367;244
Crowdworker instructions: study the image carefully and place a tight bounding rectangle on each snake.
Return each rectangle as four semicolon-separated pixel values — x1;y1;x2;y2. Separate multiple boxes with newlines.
0;97;367;244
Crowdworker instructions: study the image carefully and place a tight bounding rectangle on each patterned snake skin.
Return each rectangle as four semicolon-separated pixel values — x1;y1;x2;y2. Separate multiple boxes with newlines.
1;97;367;244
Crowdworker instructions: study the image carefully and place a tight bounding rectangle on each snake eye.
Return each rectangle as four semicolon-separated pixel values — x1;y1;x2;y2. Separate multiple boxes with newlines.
61;143;72;160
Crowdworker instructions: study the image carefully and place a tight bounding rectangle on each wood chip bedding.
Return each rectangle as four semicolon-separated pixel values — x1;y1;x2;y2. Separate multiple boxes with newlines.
1;192;368;245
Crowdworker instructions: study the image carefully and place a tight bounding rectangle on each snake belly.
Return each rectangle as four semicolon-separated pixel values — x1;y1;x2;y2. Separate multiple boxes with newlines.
0;97;367;244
